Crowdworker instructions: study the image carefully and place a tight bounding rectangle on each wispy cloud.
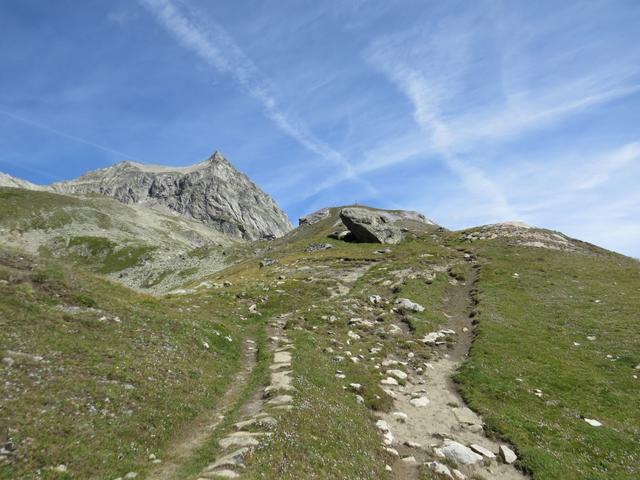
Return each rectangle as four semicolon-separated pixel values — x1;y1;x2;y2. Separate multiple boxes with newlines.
571;142;640;191
356;4;640;225
139;0;371;191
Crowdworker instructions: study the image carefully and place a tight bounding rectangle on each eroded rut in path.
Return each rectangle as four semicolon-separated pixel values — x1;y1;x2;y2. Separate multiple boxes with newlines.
148;338;258;480
377;261;528;480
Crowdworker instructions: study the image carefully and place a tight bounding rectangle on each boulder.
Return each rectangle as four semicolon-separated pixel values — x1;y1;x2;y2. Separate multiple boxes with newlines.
339;208;404;244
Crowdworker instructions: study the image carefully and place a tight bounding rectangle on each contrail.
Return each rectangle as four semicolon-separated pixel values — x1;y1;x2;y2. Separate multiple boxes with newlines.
0;109;137;160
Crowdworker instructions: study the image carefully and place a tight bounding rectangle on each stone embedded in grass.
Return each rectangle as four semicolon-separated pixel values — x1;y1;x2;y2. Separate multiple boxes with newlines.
369;295;383;304
219;432;266;449
394;298;425;312
273;351;291;364
380;377;399;386
421;329;456;345
386;369;408;380
584;418;602;427
206;447;250;471
355;395;364;404
499;445;518;464
202;469;240;478
435;440;483;465
349;383;362;391
266;395;293;407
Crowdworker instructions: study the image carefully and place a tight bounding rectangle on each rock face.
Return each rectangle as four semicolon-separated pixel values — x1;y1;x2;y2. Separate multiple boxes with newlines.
339;207;404;244
51;152;292;241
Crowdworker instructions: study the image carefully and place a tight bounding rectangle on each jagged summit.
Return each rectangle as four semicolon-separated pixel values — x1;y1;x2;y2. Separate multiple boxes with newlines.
49;151;292;241
106;151;229;174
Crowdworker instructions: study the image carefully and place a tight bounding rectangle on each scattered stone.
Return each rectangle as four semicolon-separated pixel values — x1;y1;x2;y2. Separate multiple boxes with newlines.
452;407;479;425
404;440;422;448
584;418;602;427
452;469;466;480
435;440;483;465
305;243;334;253
347;331;361;340
392;411;408;423
205;469;240;479
401;456;417;464
355;395;365;404
380;377;399;386
375;420;394;445
386;369;408;380
219;432;264;449
470;443;496;459
421;329;456;345
206;447;249;470
499;445;518;464
124;473;138;480
426;461;452;478
395;298;425;312
349;383;362;392
273;351;291;364
53;465;67;473
265;395;293;407
369;295;383;305
409;396;430;407
259;258;276;268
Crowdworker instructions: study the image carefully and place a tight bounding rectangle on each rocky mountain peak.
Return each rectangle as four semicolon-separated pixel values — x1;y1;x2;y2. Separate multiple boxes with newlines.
50;151;292;241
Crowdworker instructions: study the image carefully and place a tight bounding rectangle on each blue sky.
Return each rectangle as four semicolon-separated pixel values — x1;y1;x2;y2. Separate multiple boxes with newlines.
1;0;640;256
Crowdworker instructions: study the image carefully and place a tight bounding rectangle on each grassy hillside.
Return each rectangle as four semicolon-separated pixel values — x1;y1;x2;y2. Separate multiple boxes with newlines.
455;241;640;479
0;188;234;293
1;199;638;479
0;248;254;479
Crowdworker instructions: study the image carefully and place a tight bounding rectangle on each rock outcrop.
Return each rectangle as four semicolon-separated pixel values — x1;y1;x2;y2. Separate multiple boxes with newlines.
298;208;330;226
51;152;292;241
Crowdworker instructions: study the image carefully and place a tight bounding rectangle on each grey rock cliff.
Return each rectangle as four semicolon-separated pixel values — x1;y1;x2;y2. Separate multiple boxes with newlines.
51;152;292;240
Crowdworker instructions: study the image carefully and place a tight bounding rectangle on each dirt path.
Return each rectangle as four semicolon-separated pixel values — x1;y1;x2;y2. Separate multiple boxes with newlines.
194;313;295;479
378;261;528;480
147;338;258;480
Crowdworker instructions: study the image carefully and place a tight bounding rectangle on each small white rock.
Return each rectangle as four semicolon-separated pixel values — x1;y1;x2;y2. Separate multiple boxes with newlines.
584;418;602;427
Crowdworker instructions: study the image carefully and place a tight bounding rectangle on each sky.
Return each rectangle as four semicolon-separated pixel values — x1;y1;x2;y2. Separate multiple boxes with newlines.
1;0;639;257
